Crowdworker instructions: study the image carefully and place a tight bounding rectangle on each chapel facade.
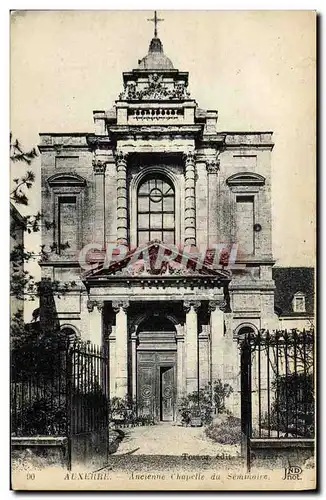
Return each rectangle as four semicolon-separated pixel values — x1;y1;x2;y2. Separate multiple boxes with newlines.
39;25;276;420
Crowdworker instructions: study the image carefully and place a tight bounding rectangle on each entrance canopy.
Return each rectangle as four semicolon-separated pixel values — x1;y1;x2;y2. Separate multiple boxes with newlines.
84;241;231;298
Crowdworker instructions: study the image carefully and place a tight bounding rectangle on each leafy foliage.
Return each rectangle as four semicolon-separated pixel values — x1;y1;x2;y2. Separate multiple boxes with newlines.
10;134;38;206
108;396;155;426
262;372;314;437
10;135;76;347
178;380;234;425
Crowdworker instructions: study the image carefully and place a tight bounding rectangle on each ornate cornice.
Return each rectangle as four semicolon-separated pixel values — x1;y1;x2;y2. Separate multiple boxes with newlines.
86;134;112;150
109;124;202;140
183;300;201;313
112;299;130;313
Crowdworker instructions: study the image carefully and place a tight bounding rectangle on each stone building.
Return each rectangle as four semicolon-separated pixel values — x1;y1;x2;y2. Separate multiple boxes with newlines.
39;26;278;420
273;267;314;331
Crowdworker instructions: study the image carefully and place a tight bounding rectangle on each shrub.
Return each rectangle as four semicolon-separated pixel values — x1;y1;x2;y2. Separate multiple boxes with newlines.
178;380;233;425
205;415;242;445
261;372;314;437
212;380;233;413
108;396;155;426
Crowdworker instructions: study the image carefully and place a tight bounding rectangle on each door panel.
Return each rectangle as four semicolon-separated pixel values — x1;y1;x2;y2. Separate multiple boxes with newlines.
161;366;175;421
137;350;176;421
137;365;155;418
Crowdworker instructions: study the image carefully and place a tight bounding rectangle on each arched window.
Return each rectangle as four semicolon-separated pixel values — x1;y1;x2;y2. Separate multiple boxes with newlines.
137;175;175;245
60;326;79;343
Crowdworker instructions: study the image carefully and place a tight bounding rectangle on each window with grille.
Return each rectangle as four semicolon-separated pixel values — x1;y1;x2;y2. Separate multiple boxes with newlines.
137;175;175;245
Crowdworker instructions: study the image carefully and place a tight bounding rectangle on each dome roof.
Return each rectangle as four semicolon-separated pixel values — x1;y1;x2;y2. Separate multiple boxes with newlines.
138;37;174;70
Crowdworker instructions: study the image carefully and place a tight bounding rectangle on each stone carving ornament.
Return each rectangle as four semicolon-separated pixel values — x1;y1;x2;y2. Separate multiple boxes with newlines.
208;299;227;312
112;300;130;313
87;299;104;312
183;300;201;313
92;158;107;174
119;74;190;101
206;157;220;174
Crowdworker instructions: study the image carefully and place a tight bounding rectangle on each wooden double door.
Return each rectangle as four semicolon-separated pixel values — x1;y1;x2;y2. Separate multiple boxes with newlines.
137;351;177;422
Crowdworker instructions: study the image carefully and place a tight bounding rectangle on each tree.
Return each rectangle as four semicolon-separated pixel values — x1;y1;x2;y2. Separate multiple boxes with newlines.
10;134;75;347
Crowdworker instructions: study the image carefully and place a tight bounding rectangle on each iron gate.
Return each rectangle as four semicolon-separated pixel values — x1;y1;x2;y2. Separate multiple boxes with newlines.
67;340;109;469
240;329;315;470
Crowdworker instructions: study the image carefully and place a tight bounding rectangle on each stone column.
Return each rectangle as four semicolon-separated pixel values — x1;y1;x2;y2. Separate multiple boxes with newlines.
184;151;196;246
198;325;210;388
87;299;104;346
92;158;107;247
109;328;116;398
131;332;137;400
115;150;128;246
209;298;239;414
209;299;225;383
113;300;129;398
206;157;220;248
176;333;184;400
184;300;201;394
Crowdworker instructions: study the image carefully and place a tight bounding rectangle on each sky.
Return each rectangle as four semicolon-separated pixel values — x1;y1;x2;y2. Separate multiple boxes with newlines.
10;10;316;272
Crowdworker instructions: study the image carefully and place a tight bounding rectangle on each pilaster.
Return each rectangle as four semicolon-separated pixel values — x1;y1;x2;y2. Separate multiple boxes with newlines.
115;150;128;246
113;299;129;398
184;299;201;394
184;151;196;246
206;157;220;247
92;158;107;247
87;299;104;346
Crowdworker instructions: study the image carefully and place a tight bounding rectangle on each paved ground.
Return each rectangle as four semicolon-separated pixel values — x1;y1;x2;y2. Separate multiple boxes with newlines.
112;423;240;457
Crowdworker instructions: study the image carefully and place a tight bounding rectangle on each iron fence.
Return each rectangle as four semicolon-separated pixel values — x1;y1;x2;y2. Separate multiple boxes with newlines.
11;337;109;468
11;337;69;436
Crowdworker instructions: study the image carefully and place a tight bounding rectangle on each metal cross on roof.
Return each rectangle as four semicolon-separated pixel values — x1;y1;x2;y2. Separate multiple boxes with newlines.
147;11;164;38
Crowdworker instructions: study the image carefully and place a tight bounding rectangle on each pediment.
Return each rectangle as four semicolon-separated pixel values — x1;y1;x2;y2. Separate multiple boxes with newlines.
84;241;231;281
226;172;265;186
47;173;86;187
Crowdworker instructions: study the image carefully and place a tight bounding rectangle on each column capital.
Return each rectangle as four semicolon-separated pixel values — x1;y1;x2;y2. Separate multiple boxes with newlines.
112;299;130;313
87;299;105;312
206;158;220;174
208;299;227;312
92;158;107;174
96;300;105;312
114;149;129;164
183;299;201;313
87;299;96;312
183;150;196;165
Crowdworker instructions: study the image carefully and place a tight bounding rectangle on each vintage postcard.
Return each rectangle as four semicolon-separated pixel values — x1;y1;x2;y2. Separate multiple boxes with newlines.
10;10;316;491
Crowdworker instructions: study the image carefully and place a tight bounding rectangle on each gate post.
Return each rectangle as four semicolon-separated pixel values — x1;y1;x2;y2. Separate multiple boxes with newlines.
65;342;73;471
240;335;252;471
